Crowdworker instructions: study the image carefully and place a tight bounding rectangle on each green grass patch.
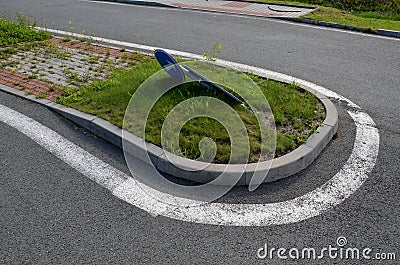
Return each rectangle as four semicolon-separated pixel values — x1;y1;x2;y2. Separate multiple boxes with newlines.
252;0;400;15
57;59;325;163
246;0;400;31
305;7;400;31
0;17;50;47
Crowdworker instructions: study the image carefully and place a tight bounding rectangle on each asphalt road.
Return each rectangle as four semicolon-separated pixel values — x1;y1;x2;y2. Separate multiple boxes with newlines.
0;0;399;264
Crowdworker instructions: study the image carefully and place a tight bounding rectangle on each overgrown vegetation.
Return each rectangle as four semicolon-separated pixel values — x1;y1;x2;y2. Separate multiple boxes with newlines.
305;6;400;30
251;0;400;30
0;15;50;47
57;59;325;163
278;0;400;17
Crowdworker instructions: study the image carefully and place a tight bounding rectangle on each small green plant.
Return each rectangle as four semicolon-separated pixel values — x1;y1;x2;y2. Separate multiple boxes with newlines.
55;48;73;59
66;71;82;85
67;20;74;31
27;73;38;79
88;54;100;64
203;43;221;61
37;92;47;99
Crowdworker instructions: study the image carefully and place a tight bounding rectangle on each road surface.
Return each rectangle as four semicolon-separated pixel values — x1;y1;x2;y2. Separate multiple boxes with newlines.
0;0;399;263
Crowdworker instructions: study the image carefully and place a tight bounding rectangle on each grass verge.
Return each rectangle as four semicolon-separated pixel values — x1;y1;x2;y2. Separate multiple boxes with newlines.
245;0;400;31
304;7;400;31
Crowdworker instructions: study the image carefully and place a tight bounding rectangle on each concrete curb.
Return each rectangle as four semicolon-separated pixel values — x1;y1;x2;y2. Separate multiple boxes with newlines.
93;0;400;39
278;17;400;38
0;39;338;186
375;29;400;38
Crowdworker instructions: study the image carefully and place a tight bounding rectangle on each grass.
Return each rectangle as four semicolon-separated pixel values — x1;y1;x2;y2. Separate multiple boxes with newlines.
0;15;50;62
57;59;325;164
0;17;50;47
246;0;400;31
305;7;400;31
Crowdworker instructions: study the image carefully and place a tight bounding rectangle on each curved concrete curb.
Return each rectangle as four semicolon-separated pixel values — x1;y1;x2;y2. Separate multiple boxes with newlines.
0;36;338;186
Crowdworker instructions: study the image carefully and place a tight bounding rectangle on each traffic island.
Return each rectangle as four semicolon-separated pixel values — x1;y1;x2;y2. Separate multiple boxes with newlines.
0;20;338;185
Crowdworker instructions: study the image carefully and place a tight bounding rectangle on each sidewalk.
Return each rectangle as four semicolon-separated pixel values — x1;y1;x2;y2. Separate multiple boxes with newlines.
104;0;315;18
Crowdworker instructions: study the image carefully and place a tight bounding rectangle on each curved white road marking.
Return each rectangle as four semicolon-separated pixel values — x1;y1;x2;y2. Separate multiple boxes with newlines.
113;110;379;226
0;102;379;226
1;31;380;226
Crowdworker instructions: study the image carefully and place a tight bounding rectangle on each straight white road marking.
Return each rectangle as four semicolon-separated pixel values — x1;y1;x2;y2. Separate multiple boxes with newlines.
1;31;380;225
0;104;127;190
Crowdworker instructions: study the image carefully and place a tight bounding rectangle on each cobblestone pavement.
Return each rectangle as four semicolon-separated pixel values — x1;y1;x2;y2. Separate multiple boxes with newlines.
0;38;147;100
2;42;130;87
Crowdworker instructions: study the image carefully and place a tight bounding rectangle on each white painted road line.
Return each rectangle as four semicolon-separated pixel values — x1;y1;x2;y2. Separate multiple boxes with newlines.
113;110;379;226
0;91;379;227
2;31;380;226
0;104;127;191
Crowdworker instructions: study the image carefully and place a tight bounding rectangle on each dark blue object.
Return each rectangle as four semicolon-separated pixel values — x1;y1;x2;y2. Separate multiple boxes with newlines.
154;49;185;82
154;49;249;111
